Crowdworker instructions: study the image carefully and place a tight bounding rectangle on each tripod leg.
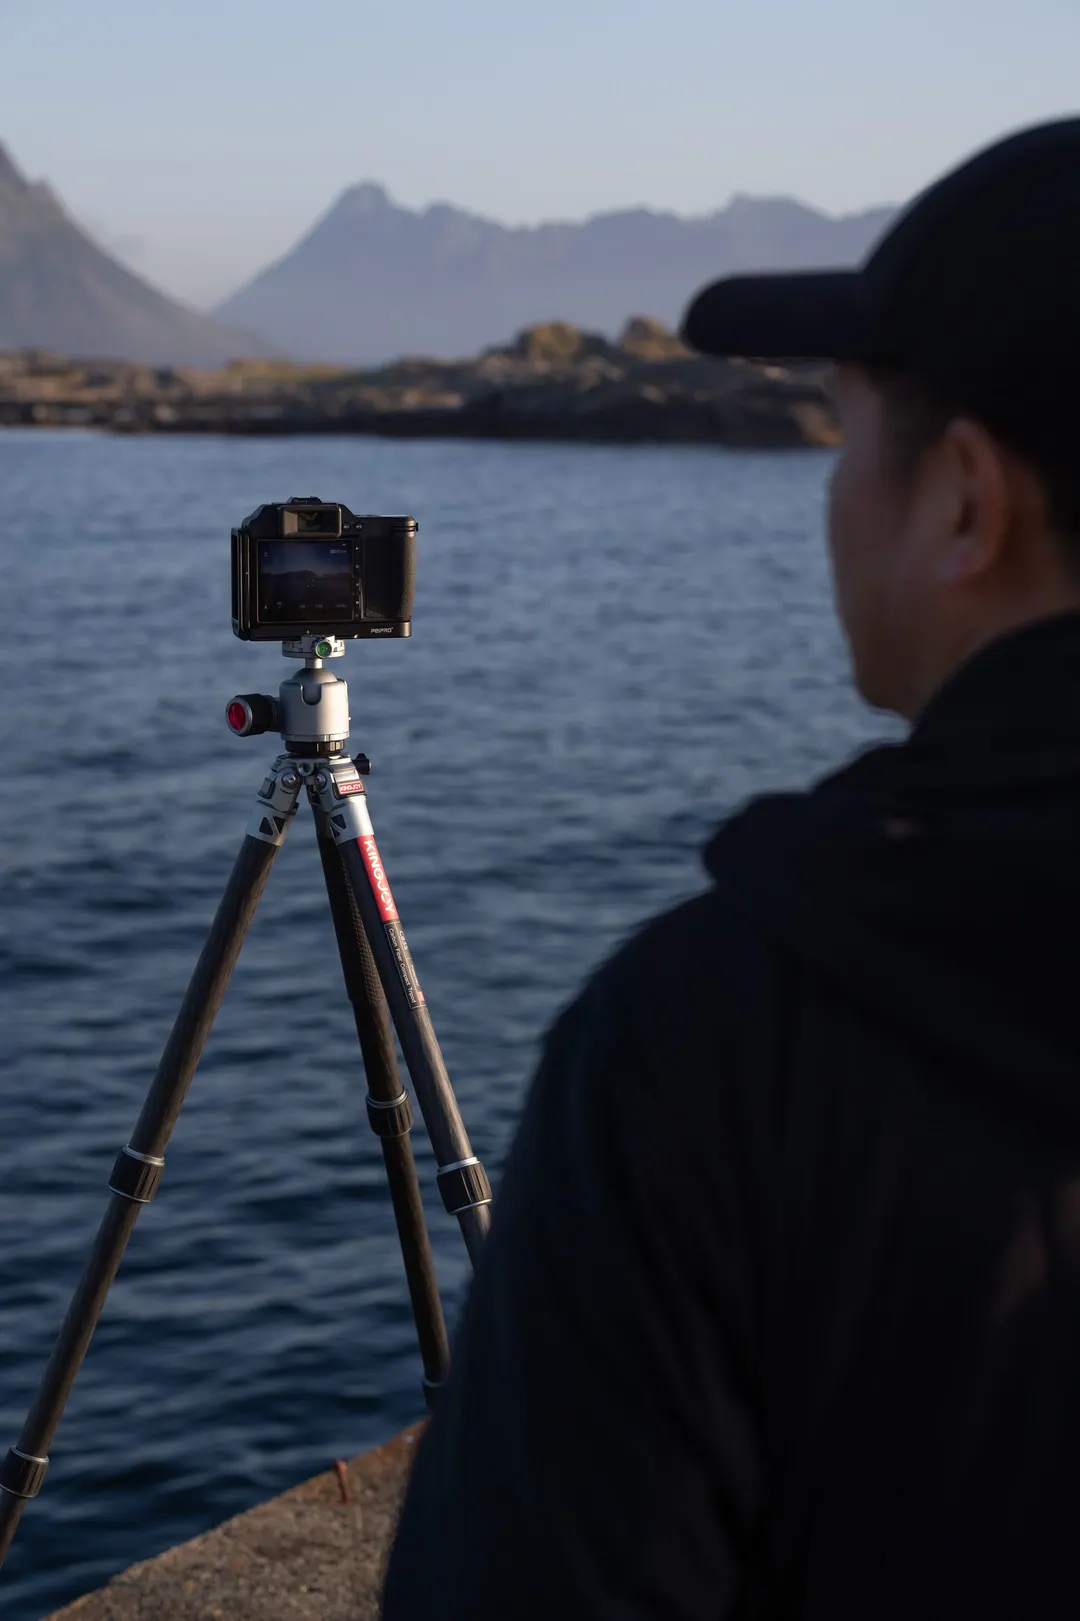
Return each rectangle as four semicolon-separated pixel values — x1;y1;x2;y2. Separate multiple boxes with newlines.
0;759;301;1570
314;815;451;1402
309;759;493;1268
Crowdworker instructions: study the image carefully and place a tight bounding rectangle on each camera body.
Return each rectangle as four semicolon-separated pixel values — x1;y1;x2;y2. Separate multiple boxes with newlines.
232;498;416;641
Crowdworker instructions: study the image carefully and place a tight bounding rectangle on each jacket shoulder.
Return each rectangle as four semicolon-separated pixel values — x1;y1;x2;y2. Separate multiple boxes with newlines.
592;882;784;1029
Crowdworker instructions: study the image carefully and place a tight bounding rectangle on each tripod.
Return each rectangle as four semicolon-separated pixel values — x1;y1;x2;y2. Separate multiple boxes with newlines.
0;634;492;1570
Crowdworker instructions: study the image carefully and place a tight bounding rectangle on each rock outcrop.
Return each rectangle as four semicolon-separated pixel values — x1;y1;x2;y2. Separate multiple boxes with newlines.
0;320;840;449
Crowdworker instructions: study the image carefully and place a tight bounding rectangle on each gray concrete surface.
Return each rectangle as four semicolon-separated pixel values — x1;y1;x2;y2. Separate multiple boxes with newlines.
41;1426;422;1621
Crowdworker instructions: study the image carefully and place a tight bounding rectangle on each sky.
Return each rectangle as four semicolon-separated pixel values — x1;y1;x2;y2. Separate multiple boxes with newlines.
2;0;1077;309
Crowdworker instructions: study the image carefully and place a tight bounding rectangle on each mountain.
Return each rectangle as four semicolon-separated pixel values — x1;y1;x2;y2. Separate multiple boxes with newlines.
0;143;271;365
216;183;896;364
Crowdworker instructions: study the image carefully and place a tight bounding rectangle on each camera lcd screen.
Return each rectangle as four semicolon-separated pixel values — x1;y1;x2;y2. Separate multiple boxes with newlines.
258;540;353;623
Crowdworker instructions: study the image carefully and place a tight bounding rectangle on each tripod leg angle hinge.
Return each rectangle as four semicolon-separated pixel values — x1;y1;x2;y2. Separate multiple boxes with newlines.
247;756;303;846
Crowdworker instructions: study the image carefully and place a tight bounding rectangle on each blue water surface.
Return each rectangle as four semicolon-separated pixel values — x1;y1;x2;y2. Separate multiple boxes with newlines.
0;430;891;1617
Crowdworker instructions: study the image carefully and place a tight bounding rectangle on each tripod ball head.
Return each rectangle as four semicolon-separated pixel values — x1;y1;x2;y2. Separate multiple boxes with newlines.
227;661;351;752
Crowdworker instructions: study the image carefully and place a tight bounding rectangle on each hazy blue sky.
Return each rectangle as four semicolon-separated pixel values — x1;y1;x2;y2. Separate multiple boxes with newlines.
2;0;1077;308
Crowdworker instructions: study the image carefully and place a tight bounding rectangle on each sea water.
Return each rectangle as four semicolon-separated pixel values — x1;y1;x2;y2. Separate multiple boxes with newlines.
0;430;891;1617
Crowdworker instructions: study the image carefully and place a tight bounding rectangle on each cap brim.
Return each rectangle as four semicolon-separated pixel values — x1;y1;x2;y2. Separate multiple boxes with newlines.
679;269;869;360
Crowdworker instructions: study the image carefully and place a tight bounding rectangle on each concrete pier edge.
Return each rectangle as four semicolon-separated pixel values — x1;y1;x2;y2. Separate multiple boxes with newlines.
40;1424;423;1621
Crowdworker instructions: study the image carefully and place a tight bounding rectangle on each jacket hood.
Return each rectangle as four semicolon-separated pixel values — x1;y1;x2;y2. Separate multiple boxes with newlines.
704;611;1080;1129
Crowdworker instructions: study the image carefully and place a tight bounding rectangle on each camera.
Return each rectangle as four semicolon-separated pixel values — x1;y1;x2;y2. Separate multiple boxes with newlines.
232;498;417;641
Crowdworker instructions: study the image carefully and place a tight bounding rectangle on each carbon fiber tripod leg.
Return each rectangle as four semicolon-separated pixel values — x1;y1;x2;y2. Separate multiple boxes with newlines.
0;760;300;1570
308;756;493;1268
314;810;451;1403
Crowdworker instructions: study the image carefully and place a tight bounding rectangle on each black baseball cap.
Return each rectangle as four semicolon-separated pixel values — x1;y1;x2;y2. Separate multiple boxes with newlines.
680;118;1080;458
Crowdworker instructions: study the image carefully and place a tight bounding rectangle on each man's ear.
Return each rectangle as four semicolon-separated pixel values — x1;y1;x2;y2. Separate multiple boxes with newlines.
932;417;1011;586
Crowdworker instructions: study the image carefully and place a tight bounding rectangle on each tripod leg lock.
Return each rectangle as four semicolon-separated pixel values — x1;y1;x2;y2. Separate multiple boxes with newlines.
109;1146;166;1204
437;1157;493;1217
0;1447;49;1500
365;1091;414;1139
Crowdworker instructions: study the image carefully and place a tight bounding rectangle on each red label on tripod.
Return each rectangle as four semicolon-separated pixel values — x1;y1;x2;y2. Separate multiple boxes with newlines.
337;780;365;795
359;835;399;921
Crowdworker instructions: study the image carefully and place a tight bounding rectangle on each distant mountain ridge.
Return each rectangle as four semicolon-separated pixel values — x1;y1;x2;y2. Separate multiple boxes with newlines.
216;182;896;364
0;138;897;368
0;143;271;365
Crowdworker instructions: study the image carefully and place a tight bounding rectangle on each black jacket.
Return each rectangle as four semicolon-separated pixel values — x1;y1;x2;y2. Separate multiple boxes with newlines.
382;612;1080;1620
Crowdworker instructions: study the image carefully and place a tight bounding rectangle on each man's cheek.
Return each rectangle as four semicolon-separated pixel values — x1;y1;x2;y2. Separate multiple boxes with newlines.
826;463;855;592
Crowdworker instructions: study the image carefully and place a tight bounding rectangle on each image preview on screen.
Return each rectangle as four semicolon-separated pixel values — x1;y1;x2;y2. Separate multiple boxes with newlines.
258;540;352;622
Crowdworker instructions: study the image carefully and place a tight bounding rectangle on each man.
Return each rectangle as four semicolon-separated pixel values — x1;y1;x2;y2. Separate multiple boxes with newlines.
382;118;1080;1619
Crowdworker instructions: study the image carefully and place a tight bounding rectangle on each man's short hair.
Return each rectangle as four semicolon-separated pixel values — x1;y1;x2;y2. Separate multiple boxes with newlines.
868;364;1080;553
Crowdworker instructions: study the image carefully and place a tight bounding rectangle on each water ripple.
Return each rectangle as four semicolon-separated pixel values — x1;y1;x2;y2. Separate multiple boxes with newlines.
0;431;892;1618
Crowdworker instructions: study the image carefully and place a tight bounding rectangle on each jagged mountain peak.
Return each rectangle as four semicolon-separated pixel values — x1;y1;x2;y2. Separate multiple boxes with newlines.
0;141;28;188
336;180;394;215
0;137;275;363
217;181;894;364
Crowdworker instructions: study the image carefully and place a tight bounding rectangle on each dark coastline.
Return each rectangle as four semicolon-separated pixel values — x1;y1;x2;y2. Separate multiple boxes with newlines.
0;319;838;450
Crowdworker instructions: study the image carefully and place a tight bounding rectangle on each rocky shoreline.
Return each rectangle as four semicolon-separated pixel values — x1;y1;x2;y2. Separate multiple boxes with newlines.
0;318;839;449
